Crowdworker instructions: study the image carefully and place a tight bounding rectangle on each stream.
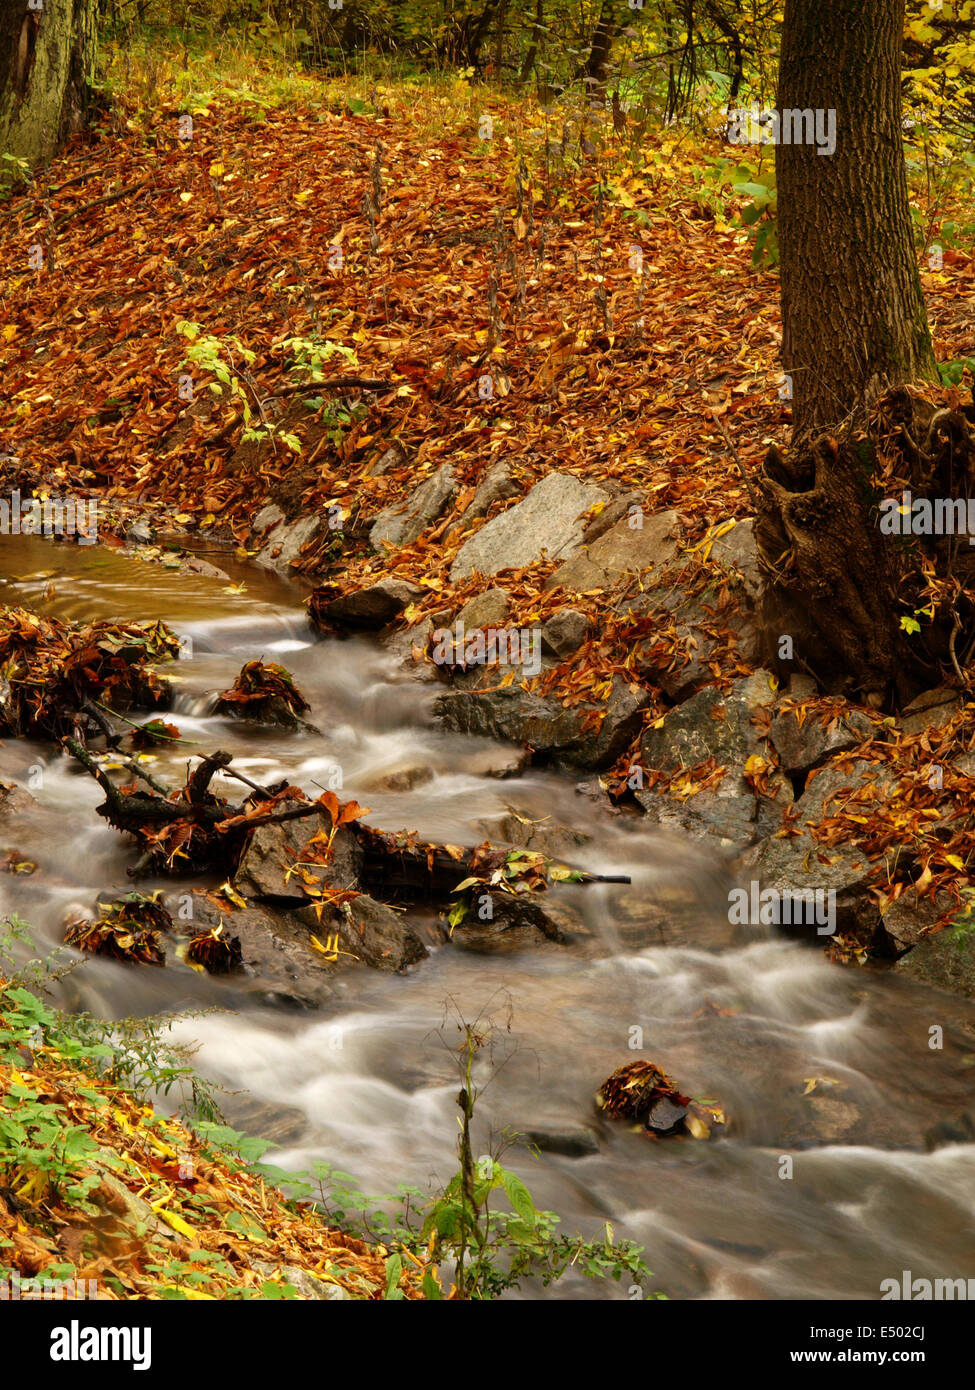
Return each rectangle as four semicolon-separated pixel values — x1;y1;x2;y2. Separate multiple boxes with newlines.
2;535;975;1300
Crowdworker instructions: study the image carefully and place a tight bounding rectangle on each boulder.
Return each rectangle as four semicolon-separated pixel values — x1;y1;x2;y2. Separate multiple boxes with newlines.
708;518;763;604
894;917;975;998
740;758;891;941
295;896;427;972
881;889;956;954
769;705;875;776
449;891;571;953
256;513;322;571
370;464;457;550
477;810;592;860
183;896;336;1009
898;686;964;736
234;819;363;904
437;672;650;770
541;608;589;657
464;462;520;521
636;671;790;851
322;578;424;629
450;472;609;581
455;588;511;630
545;507;680;593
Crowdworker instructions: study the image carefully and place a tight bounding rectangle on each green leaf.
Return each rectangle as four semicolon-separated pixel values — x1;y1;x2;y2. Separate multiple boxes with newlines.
501;1169;536;1227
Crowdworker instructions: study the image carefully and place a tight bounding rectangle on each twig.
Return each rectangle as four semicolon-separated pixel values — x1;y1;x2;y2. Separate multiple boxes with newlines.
53;179;151;230
710;409;761;510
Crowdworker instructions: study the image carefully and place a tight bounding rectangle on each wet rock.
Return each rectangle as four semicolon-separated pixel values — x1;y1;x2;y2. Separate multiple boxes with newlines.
251;503;285;536
449;892;571;953
769;705;875;776
234;820;363;904
545;507;680;593
370;464;457;551
708;517;763;604
209;906;336;1009
894;918;975;998
455;588;511;630
478;810;592;860
464;462;520;521
256;513;322;571
296;895;427;972
636;671;791;851
541;608;589;657
924;1112;975;1151
880;889;955;954
323;578;424;629
0;783;39;822
518;1124;600;1158
437;672;650;770
898;685;964;736
741;758;890;941
458;745;530;779
364;765;434;793
450;472;609;581
645;1096;689;1134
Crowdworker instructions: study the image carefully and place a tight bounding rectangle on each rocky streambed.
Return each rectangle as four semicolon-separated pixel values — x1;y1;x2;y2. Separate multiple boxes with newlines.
1;532;975;1300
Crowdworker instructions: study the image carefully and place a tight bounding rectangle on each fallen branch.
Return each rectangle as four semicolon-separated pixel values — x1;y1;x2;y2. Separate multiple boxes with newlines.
53;179;152;231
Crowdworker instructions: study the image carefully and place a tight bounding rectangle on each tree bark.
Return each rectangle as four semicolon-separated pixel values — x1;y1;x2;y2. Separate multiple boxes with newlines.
776;0;936;440
752;0;944;703
0;0;97;169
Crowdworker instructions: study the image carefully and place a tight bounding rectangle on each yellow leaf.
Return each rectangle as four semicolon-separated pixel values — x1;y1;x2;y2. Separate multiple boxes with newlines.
294;190;312;205
179;192;194;203
946;854;967;871
153;1207;196;1238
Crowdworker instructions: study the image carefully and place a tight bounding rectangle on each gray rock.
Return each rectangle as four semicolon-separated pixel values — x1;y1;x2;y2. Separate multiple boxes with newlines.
234;819;363;903
458;746;531;779
367;440;408;477
881;889;955;954
295;895;427;972
740;758;889;939
450;472;609;581
437;672;650;770
465;462;520;520
251;503;285;536
709;517;763;604
363;765;434;793
541;608;589;657
898;686;964;736
770;705;874;775
323;577;423;629
251;1261;351;1300
895;917;975;997
518;1124;600;1158
449;891;570;953
455;588;511;630
478;810;592;860
370;464;457;550
256;513;322;571
636;671;791;851
208;905;336;1009
546;507;679;593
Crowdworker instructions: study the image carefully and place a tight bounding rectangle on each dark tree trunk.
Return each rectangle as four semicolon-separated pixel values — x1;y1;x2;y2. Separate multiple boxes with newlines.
0;0;97;168
754;0;943;704
776;0;935;439
579;0;618;105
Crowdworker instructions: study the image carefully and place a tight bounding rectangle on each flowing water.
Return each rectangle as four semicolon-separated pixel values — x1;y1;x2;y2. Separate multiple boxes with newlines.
2;536;975;1300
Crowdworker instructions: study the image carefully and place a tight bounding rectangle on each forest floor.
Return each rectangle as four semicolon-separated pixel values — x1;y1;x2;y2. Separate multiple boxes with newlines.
3;43;975;1293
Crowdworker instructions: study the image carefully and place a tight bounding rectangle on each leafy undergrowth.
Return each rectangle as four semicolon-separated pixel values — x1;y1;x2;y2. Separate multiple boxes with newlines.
0;976;425;1300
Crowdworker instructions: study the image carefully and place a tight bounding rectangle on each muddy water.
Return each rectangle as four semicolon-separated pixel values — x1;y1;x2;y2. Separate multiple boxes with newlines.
2;535;975;1300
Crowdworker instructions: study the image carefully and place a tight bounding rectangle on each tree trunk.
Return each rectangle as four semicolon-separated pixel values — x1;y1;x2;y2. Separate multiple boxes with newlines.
579;0;618;105
0;0;97;169
776;0;936;439
753;0;944;703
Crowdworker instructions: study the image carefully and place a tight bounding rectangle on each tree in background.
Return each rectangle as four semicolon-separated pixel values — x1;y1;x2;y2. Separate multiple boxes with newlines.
0;0;98;167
